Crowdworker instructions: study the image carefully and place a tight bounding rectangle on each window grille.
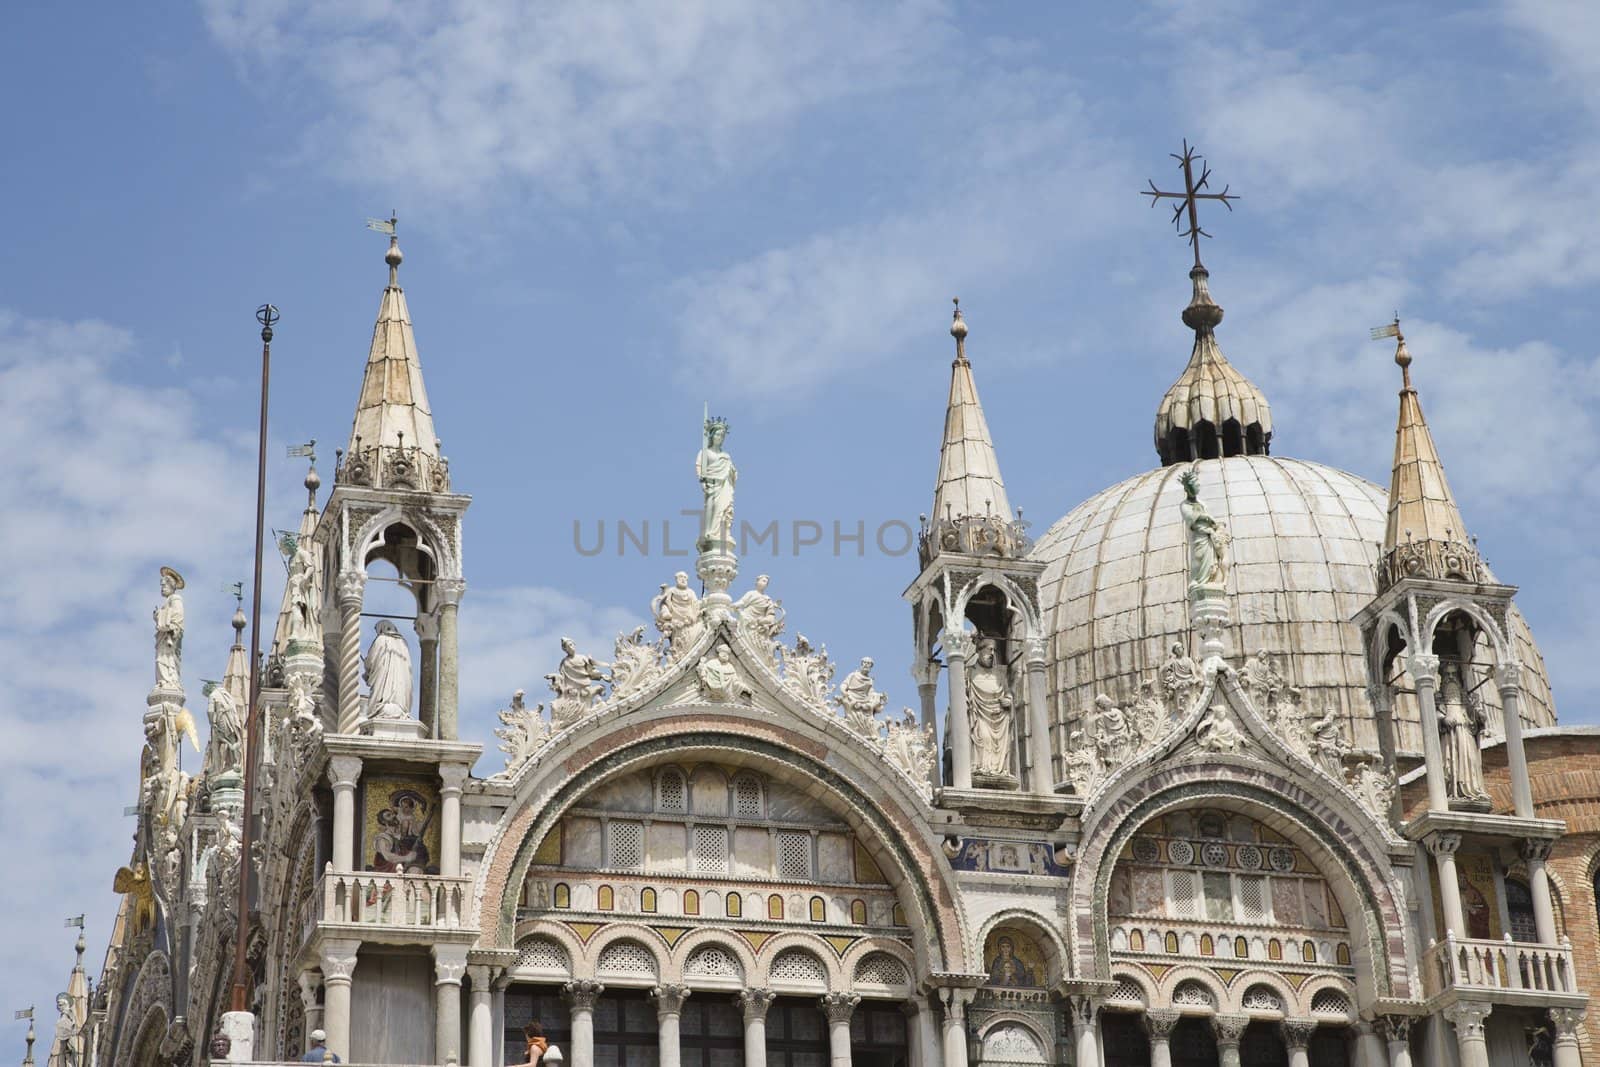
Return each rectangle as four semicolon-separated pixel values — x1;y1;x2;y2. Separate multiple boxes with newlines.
1241;985;1283;1012
515;938;569;973
777;832;812;879
1171;981;1214;1008
1310;989;1351;1016
609;821;643;869
853;952;908;986
693;825;730;873
1237;875;1269;923
1169;870;1200;918
658;770;687;813
770;949;827;985
684;945;743;980
734;776;764;818
597;941;658;978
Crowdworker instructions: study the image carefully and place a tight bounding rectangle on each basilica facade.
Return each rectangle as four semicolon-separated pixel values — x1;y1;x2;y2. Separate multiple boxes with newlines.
29;220;1597;1067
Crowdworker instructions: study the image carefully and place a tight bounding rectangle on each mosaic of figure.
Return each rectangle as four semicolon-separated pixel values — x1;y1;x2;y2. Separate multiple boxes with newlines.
365;783;439;875
967;639;1015;782
153;566;186;690
984;928;1045;988
363;620;413;720
696;415;736;551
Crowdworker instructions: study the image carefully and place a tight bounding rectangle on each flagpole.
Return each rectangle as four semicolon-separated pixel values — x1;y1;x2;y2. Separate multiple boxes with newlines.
230;304;277;1013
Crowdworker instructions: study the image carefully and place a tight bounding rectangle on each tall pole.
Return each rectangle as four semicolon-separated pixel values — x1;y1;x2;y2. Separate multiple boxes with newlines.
231;303;278;1012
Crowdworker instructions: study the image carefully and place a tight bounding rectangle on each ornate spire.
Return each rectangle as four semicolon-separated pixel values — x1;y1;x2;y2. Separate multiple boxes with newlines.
921;300;1027;564
335;218;451;492
1375;321;1483;591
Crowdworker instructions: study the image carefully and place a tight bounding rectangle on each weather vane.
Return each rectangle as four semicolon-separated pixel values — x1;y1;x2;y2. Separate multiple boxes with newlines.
1142;140;1239;269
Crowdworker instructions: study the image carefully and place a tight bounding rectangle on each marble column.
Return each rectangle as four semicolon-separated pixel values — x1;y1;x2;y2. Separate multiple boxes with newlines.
435;577;466;741
466;965;495;1067
820;993;859;1067
945;633;973;790
1212;1014;1248;1067
434;945;469;1065
1145;1010;1179;1067
1549;1007;1586;1067
1349;1020;1383;1067
652;985;690;1067
1426;833;1467;940
902;997;935;1067
492;974;512;1067
737;989;774;1067
297;971;325;1057
1445;1002;1490;1067
335;571;366;734
1495;664;1535;819
564;980;603;1067
1069;996;1100;1067
319;939;360;1063
912;661;942;789
1024;636;1055;795
1407;654;1450;812
1376;1016;1412;1067
939;989;970;1067
1282;1019;1316;1067
415;610;440;738
328;755;363;872
1519;839;1561;944
439;763;468;878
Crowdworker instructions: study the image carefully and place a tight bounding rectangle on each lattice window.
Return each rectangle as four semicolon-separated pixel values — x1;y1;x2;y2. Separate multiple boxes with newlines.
693;825;730;873
658;770;687;813
596;941;658;978
777;832;812;879
1171;981;1215;1008
769;949;827;985
609;821;643;869
853;952;908;986
684;945;743;981
1168;869;1199;918
1107;979;1144;1006
1237;875;1268;923
1310;989;1352;1016
515;938;570;973
734;775;764;818
1241;985;1283;1012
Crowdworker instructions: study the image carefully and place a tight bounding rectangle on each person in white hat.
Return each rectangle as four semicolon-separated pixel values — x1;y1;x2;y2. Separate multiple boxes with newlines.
302;1029;340;1063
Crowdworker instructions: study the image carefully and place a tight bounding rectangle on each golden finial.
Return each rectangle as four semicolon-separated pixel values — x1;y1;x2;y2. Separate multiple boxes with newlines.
950;297;968;361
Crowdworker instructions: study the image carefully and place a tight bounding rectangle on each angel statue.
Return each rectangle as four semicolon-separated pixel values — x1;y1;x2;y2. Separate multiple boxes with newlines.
696;415;737;551
1179;469;1229;595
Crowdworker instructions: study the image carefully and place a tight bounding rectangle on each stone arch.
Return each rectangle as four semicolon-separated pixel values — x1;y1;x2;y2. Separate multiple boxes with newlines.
977;1014;1051;1064
1420;599;1509;663
974;908;1067;988
580;924;672;984
1158;964;1225;1013
509;919;583;981
1107;967;1156;1010
481;714;966;975
953;571;1042;638
1300;976;1358;1020
1229;970;1297;1014
1072;760;1410;1006
112;952;172;1067
840;937;917;989
758;930;845;990
671;928;758;987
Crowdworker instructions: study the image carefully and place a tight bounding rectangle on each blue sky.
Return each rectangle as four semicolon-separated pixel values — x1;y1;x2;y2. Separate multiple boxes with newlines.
5;0;1600;1032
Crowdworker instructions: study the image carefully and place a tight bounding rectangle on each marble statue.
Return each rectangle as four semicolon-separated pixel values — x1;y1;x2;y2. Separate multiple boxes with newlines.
141;704;197;830
1092;694;1133;766
154;567;186;690
1276;686;1309;754
653;571;707;659
363;620;413;720
697;645;748;703
1240;650;1287;722
1179;469;1229;595
967;639;1015;783
495;689;553;774
204;681;244;777
1159;642;1202;713
1348;755;1397;816
1306;705;1349;775
696;416;737;551
1064;730;1101;795
53;993;79;1067
734;574;785;643
882;708;935;786
1439;661;1489;802
284;671;324;767
837;657;888;735
284;536;320;644
1196;704;1243;753
1131;681;1168;745
548;637;609;725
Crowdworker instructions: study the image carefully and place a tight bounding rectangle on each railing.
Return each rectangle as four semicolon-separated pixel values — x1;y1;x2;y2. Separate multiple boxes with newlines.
317;870;473;930
1423;933;1577;998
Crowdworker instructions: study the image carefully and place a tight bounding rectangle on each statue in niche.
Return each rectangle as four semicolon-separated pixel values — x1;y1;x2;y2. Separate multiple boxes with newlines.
547;636;609;725
967;639;1016;783
1131;681;1168;744
1092;694;1133;766
696;415;737;551
1438;660;1489;803
837;657;888;735
653;571;706;659
1179;469;1229;595
203;680;244;777
734;574;785;644
154;566;186;690
697;644;749;703
284;536;320;644
362;620;413;720
1159;641;1202;714
1196;704;1244;753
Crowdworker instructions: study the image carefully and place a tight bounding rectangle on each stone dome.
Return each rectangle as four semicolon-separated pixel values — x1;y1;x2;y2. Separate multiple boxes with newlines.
1029;455;1555;756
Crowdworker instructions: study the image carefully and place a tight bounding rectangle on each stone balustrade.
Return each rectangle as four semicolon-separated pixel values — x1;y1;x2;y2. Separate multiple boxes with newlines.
317;869;473;931
1423;933;1576;998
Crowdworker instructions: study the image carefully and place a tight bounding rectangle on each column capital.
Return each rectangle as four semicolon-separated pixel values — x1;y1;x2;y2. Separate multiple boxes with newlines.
1375;1014;1412;1045
937;987;972;1020
439;762;471;794
738;988;775;1022
1023;635;1049;668
328;754;363;790
1549;1006;1587;1036
433;944;470;985
434;577;467;607
414;610;441;642
1280;1018;1317;1051
1144;1010;1180;1041
1495;661;1524;693
336;570;366;606
320;938;361;982
1518;837;1554;863
911;660;941;688
944;630;973;661
1211;1014;1249;1048
1425;831;1462;859
563;979;605;1012
818;992;860;1024
297;970;323;1012
1444;1001;1491;1039
1407;653;1440;685
652;985;691;1017
1067;995;1098;1027
466;963;496;987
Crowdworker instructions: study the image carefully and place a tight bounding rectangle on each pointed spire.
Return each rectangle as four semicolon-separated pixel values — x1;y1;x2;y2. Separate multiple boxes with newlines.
1154;266;1273;465
922;300;1027;564
223;591;250;710
1376;323;1484;590
336;219;450;492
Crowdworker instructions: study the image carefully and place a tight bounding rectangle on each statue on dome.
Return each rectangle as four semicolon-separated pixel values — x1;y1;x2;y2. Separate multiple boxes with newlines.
837;657;888;735
154;566;186;690
362;620;413;720
697;644;749;703
1438;660;1489;803
967;638;1016;784
284;535;320;645
697;415;737;552
1159;641;1202;713
548;637;610;725
1092;694;1133;766
1179;469;1229;596
653;571;707;659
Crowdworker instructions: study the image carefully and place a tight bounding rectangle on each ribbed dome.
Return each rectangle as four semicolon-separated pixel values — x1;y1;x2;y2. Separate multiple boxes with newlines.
1029;456;1554;757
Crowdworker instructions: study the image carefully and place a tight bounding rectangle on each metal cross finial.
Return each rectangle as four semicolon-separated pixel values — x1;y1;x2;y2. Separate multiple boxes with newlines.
1142;140;1239;269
